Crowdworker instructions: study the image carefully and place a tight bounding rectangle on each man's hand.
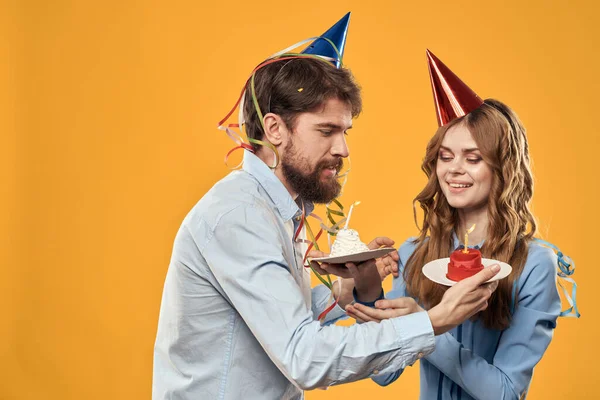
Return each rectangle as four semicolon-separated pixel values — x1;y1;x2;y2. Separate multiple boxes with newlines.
427;265;500;335
307;249;353;278
307;236;397;305
373;237;400;280
308;255;382;303
378;259;400;279
307;237;397;279
345;297;424;323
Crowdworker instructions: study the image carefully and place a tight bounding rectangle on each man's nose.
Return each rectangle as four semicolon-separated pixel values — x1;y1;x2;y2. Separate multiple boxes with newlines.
331;134;349;158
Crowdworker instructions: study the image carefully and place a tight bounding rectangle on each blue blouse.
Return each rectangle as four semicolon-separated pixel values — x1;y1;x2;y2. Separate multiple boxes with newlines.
373;236;562;400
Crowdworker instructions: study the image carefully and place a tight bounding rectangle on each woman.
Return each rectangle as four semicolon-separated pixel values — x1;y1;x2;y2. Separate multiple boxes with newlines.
346;52;574;399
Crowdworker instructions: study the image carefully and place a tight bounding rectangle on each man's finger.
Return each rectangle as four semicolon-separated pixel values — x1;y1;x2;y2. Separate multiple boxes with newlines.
323;263;353;279
310;260;350;277
309;260;328;275
345;262;360;277
380;253;399;267
379;251;399;262
385;259;398;269
387;263;399;278
367;237;395;250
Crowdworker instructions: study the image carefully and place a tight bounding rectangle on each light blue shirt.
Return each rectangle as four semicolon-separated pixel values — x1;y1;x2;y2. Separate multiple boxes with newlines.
373;236;561;400
152;151;436;400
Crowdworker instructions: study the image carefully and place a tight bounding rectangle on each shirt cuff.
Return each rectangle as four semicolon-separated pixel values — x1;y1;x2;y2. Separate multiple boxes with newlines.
352;287;385;307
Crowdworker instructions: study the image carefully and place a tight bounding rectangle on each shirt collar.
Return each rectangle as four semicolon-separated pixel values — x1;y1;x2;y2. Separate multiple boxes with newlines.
242;151;314;221
452;231;486;250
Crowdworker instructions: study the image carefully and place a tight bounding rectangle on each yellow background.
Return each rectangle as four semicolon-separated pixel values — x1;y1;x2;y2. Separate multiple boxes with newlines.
3;0;598;399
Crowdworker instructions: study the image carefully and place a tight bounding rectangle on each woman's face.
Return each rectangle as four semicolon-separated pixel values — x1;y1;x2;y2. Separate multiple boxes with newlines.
436;123;493;212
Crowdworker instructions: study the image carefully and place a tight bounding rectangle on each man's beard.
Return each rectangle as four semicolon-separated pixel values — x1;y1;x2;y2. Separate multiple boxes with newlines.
281;141;343;204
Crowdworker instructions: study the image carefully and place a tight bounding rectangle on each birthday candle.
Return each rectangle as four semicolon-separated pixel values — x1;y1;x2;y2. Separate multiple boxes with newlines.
343;201;361;230
463;224;476;254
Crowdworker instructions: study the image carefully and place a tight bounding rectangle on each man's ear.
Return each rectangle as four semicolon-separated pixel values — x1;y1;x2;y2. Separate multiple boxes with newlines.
262;113;288;146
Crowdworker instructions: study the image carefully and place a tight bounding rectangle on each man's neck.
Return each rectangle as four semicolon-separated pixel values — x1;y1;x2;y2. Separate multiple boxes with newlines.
255;149;298;200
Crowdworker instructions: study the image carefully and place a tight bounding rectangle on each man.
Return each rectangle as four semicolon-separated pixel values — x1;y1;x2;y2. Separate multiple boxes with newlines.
152;15;499;400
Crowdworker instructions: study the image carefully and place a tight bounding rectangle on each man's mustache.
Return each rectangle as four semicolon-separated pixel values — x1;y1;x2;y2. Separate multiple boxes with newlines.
318;158;344;173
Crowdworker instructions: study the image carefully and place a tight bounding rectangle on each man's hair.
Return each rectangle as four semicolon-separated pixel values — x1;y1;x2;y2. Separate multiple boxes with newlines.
243;57;362;150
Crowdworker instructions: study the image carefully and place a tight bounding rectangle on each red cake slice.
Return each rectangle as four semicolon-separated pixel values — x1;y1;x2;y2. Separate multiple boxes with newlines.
446;248;483;281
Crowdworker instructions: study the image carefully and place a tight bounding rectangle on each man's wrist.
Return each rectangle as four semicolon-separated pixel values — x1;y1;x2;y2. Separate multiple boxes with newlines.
333;279;355;308
353;286;385;306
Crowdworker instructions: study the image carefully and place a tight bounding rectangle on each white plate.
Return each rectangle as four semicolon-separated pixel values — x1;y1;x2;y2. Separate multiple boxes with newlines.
311;247;396;264
422;258;512;286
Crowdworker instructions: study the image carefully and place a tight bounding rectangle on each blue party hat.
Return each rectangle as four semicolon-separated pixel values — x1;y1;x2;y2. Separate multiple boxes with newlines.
301;12;351;68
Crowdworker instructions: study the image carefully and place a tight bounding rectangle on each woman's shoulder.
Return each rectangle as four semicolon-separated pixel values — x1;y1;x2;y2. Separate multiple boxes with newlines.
519;239;559;287
512;239;562;313
398;236;421;262
389;237;422;297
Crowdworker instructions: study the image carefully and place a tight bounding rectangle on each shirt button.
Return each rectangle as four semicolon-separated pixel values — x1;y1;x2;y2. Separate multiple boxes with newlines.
417;352;424;359
372;370;379;375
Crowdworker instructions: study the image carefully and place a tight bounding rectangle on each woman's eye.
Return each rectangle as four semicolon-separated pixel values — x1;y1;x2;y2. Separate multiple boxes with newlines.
438;155;453;162
467;158;482;163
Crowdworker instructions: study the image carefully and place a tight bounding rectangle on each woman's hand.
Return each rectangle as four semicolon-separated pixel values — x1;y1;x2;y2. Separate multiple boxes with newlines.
346;297;424;323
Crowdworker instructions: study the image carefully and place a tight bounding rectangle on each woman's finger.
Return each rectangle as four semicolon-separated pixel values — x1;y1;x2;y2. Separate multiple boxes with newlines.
346;305;381;323
373;298;415;310
353;303;412;320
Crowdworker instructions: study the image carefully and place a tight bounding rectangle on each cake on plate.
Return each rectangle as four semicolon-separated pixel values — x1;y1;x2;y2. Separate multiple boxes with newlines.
329;229;370;257
446;248;483;281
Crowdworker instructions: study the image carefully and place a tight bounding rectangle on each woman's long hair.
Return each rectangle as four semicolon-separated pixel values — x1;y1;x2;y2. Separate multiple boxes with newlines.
404;99;537;330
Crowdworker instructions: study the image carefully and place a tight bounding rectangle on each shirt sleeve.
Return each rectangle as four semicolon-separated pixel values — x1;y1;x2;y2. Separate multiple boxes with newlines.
424;245;562;400
311;284;348;325
199;206;435;390
372;239;416;386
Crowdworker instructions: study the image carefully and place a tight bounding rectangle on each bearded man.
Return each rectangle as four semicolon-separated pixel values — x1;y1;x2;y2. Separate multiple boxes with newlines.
152;15;499;400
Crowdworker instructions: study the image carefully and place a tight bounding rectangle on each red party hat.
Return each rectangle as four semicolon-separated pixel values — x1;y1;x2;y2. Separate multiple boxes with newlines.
426;49;484;126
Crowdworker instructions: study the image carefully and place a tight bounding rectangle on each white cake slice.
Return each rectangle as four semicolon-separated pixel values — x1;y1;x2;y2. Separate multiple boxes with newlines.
330;229;370;257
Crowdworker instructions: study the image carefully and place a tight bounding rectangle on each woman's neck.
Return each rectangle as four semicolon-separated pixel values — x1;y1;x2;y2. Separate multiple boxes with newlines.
456;206;489;247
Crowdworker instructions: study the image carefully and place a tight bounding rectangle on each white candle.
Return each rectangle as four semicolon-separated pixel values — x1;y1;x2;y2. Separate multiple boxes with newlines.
343;201;361;230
